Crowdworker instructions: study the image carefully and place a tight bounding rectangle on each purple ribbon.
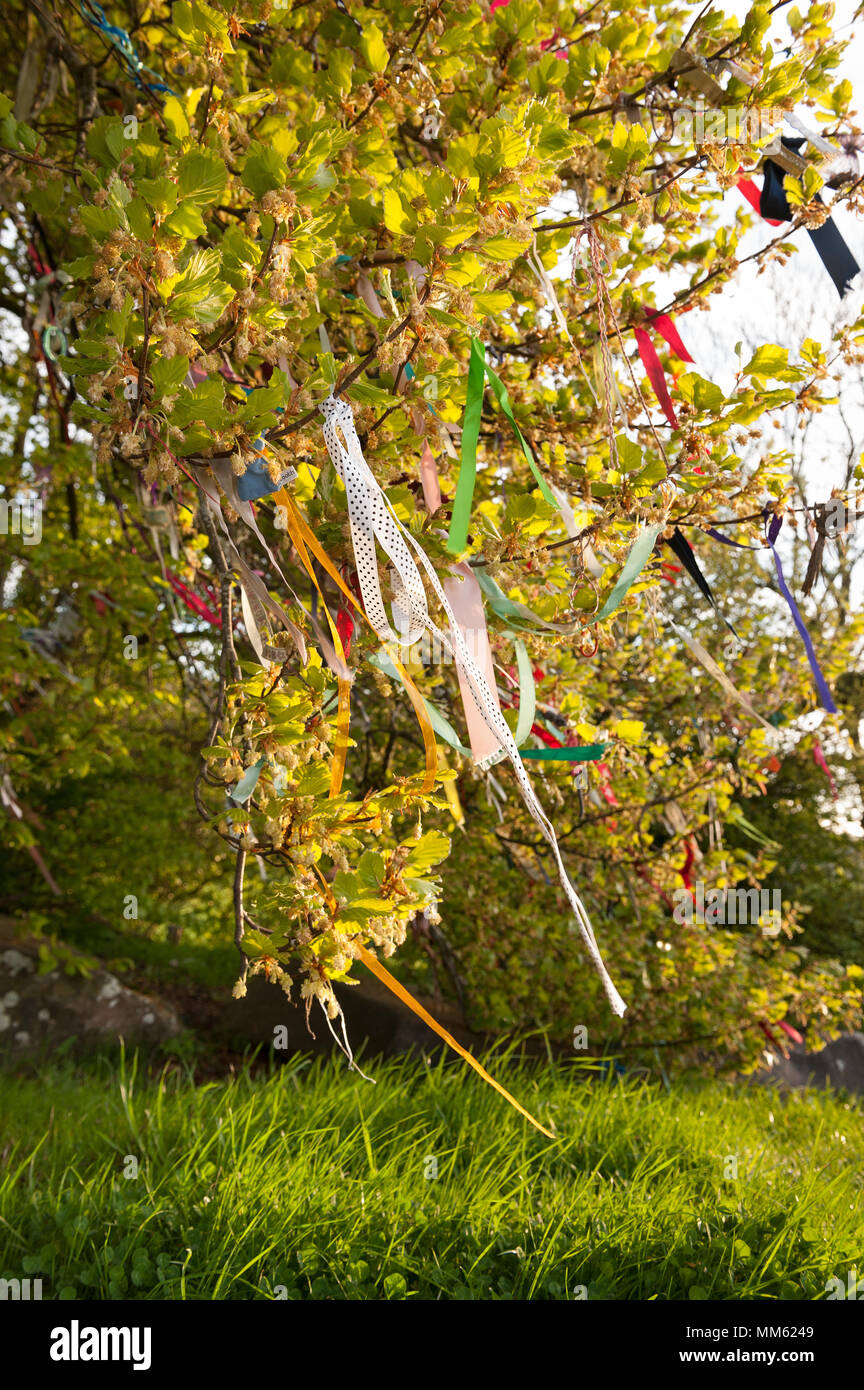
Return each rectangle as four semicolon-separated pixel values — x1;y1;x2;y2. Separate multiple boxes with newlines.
764;513;837;713
706;526;757;550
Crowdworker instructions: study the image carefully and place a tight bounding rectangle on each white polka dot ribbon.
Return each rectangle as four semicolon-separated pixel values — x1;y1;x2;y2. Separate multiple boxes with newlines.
320;393;626;1017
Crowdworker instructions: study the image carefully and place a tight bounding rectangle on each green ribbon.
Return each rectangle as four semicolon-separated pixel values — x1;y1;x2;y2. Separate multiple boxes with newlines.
228;755;267;806
520;744;606;761
446;337;558;555
596;523;663;622
513;639;535;747
474;567;575;633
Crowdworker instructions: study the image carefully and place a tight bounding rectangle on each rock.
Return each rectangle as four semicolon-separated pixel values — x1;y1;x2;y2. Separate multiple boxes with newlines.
0;931;183;1056
760;1032;864;1095
215;970;482;1061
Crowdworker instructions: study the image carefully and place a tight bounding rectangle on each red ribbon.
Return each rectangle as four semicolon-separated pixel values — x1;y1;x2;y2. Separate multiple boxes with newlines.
813;739;838;800
336;606;355;658
634;327;679;427
646;310;694;363
736;175;783;227
776;1019;804;1045
165;569;222;627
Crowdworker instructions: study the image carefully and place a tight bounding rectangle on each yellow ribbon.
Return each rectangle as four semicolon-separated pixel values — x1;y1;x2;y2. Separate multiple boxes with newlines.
284;497;551;1138
274;491;351;797
274;489;438;794
355;943;555;1140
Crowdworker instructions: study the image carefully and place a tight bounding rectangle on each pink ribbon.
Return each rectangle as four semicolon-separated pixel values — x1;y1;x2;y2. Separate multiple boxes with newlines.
420;441;443;513
443;562;507;767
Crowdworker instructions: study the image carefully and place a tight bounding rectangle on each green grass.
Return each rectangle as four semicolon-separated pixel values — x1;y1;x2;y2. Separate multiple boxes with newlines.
0;1048;862;1300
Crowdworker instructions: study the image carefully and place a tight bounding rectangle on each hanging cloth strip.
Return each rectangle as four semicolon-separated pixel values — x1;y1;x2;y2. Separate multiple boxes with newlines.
78;1;176;93
597;523;664;622
521;745;606;761
736;175;784;226
664;527;739;638
666;616;775;733
354;942;554;1138
764;512;838;713
272;487;439;795
447;337;559;555
320;392;625;1016
443;562;509;769
633;309;693;430
759;138;860;298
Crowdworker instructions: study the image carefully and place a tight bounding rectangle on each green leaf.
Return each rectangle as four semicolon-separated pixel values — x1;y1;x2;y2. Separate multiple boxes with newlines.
78;204;123;237
382;188;414;235
481;235;528;261
360;23;389;73
745;344;789;377
177;150;228;206
402;830;450;873
126;197;153;242
137;177;179;216
677;373;725;412
163;95;191;141
151;355;190;398
163;200;208;240
242;142;288;198
172;374;226;427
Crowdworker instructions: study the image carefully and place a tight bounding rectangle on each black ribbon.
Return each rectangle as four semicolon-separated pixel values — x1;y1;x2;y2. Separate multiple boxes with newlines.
664;528;739;638
761;138;860;298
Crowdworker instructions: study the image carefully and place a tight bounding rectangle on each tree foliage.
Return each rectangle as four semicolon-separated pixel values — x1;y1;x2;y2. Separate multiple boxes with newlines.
2;0;864;1071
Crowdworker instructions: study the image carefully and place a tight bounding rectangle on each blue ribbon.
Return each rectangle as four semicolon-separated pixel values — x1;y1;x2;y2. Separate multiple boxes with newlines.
764;512;837;713
78;2;176;94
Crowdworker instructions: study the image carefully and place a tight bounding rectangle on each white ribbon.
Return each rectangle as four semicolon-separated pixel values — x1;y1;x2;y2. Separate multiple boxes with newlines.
320;393;626;1017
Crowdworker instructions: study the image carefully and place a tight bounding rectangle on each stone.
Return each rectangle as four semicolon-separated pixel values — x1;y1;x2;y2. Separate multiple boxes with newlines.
215;970;481;1061
0;930;182;1056
760;1031;864;1095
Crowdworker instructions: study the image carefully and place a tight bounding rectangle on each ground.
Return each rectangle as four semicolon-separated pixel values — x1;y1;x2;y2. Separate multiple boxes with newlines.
1;1051;861;1301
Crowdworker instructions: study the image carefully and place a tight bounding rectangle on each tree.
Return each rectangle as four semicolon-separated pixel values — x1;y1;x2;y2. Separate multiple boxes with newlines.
1;0;862;1074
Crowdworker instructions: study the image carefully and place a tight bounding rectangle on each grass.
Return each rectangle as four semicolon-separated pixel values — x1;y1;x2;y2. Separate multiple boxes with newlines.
0;1047;862;1301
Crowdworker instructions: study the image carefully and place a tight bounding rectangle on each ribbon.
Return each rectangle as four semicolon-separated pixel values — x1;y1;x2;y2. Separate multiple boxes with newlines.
165;569;221;627
447;336;486;553
813;739;838;800
633;313;693;429
443;562;508;769
665;527;739;638
281;500;353;797
447;338;558;555
520;745;606;761
474;567;578;633
355;943;554;1138
419;440;443;513
78;0;176;93
736;176;784;227
667;616;774;732
526;236;572;344
646;311;693;364
597;523;664;621
273;489;439;794
320;393;625;1016
760;139;860;298
765;514;837;713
